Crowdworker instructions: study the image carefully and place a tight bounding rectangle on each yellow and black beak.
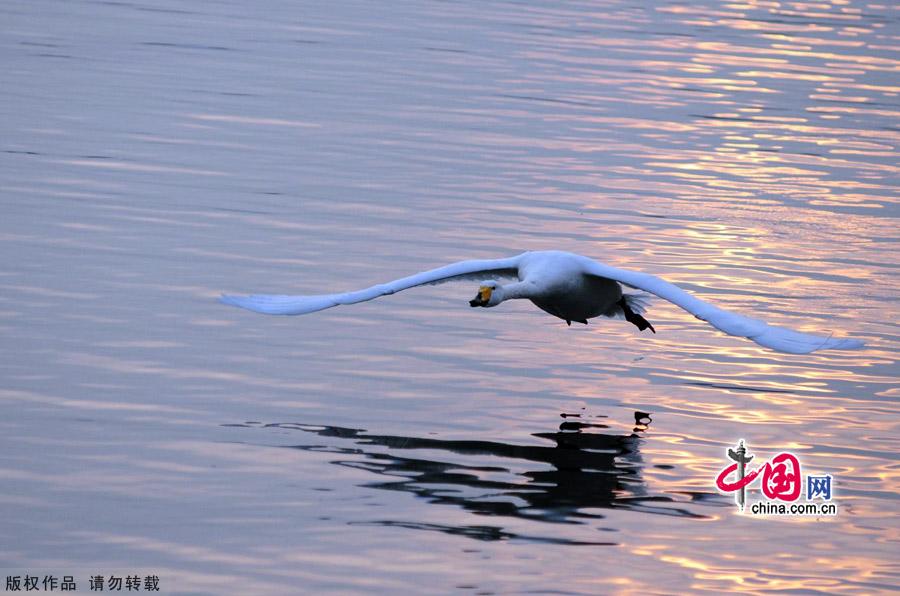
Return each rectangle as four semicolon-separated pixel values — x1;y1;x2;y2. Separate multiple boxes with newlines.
469;286;492;307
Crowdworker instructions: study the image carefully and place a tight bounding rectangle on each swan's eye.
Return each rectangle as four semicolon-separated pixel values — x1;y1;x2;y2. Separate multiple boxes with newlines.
479;286;493;302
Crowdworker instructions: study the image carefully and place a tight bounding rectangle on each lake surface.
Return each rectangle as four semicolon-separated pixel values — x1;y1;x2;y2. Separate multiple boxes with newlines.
1;0;898;593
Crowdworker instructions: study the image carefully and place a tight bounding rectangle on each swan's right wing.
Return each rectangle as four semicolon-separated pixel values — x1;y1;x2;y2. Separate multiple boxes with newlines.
221;255;523;316
579;256;863;354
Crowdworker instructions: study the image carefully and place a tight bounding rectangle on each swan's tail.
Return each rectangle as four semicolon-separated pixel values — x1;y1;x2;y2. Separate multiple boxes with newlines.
603;293;650;317
616;294;655;333
622;292;650;315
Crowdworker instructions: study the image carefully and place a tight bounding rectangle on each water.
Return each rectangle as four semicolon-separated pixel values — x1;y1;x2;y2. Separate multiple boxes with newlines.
1;0;898;593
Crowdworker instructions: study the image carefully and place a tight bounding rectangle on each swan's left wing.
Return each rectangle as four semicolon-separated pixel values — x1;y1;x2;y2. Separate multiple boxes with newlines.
221;255;523;316
578;256;863;354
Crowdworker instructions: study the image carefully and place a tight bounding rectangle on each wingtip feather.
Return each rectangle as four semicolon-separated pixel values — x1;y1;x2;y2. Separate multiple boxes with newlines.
220;293;339;315
750;326;865;354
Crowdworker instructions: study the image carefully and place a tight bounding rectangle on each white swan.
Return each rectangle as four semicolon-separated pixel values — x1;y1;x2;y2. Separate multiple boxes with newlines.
220;250;863;354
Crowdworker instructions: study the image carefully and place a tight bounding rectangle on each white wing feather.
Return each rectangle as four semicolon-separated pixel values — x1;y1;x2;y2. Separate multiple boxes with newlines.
578;255;863;354
220;255;523;316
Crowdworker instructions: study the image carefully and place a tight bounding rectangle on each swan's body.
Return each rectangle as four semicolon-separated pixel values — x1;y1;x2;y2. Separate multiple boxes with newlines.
221;250;863;354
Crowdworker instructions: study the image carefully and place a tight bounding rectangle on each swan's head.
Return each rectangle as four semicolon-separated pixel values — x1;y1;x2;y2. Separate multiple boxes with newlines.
469;280;502;308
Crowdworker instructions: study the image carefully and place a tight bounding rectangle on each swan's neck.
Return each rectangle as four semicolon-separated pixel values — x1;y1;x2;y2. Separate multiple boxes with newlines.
498;281;534;302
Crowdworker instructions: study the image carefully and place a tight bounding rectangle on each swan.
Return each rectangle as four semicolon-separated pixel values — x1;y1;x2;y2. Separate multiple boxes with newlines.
220;250;863;354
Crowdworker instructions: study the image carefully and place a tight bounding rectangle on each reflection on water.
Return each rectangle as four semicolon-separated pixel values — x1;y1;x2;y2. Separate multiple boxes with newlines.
230;411;709;545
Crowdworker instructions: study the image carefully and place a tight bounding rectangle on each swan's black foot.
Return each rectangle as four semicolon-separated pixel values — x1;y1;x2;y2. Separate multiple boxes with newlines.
565;319;589;326
617;298;656;334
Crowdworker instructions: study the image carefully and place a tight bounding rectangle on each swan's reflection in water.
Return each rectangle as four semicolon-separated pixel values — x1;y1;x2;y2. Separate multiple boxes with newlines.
235;412;709;543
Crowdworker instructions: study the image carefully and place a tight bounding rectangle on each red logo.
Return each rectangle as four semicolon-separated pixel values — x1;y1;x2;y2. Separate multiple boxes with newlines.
717;452;801;501
716;440;802;510
715;440;838;516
